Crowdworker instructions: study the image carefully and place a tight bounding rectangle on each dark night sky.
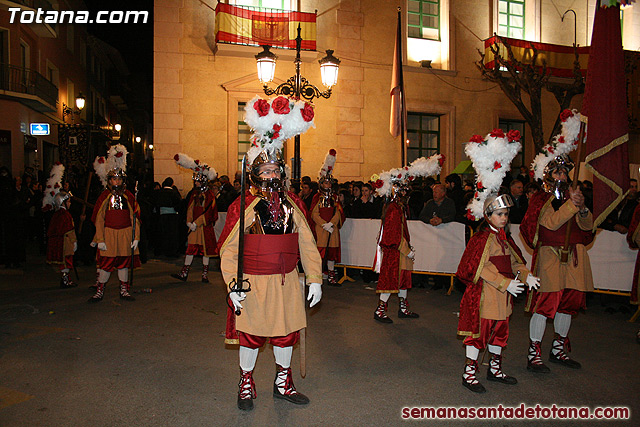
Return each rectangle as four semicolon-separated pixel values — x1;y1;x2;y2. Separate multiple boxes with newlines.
83;0;153;121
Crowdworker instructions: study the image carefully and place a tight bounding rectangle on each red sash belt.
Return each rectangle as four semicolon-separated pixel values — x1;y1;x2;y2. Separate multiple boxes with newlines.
539;219;584;246
319;206;334;222
105;209;131;229
244;234;299;282
489;254;515;279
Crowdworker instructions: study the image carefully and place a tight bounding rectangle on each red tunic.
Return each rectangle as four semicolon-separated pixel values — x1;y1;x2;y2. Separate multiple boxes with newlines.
376;201;413;292
186;189;218;257
46;209;75;264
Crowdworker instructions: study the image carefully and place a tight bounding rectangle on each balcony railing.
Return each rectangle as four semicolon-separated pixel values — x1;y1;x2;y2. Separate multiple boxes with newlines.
0;63;58;108
214;3;316;50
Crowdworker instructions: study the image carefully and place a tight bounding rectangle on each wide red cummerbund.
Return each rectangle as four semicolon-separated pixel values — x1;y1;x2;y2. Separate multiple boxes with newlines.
538;218;585;246
105;209;131;229
319;206;334;222
489;254;515;279
243;233;299;275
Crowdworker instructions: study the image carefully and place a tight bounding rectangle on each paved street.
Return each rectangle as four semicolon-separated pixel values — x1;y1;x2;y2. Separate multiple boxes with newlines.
0;251;638;426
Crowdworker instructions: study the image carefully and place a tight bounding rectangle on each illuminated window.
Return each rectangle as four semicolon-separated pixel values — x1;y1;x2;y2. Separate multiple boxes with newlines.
498;0;524;39
407;113;440;163
408;0;440;40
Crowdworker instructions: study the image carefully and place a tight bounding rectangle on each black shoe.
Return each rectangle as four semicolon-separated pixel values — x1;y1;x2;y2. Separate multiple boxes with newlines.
374;313;393;324
398;310;419;319
462;379;486;393
237;395;254;411
60;282;78;289
87;296;103;303
526;360;551;373
170;273;188;282
549;351;581;369
487;370;518;385
120;294;136;301
327;282;341;287
273;384;310;405
202;277;210;283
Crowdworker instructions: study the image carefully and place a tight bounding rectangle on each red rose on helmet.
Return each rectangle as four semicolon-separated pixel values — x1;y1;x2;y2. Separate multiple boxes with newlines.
98;157;105;164
374;179;383;188
466;210;476;221
490;129;505;138
272;96;291;114
528;170;534;177
477;181;483;189
547;146;555;154
115;151;123;158
273;124;282;132
329;148;336;156
301;102;314;122
253;99;270;117
560;109;573;122
272;132;280;139
174;154;180;161
558;136;565;144
469;134;484;144
507;129;521;143
493;161;502;170
438;154;446;167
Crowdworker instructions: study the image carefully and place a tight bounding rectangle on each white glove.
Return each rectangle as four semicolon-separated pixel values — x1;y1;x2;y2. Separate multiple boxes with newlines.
526;273;541;290
187;222;197;232
90;241;97;248
97;242;107;251
407;250;415;261
131;240;139;250
73;242;78;252
229;291;246;311
322;223;334;233
506;279;525;297
307;283;322;307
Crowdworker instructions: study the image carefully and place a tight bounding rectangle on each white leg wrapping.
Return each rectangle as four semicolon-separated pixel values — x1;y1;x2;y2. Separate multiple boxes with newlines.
117;268;128;282
61;268;70;273
465;345;480;360
553;312;571;338
239;346;259;371
327;260;335;270
98;269;111;283
273;345;293;369
202;256;210;266
184;255;194;266
487;344;502;355
398;289;408;299
379;292;391;302
529;313;547;342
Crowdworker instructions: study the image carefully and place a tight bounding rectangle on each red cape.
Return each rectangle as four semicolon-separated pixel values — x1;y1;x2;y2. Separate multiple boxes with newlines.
188;189;219;256
376;201;411;291
457;229;525;337
46;209;74;264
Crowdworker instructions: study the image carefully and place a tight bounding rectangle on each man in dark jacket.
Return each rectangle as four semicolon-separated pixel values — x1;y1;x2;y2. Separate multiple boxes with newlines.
154;177;182;257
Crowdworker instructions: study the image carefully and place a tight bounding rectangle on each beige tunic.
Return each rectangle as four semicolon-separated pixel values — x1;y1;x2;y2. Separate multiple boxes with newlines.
535;200;594;293
311;203;343;248
220;196;323;339
479;234;530;320
93;197;140;258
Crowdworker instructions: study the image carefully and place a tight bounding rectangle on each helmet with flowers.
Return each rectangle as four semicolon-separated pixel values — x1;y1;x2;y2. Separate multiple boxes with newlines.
42;162;71;211
371;154;445;201
174;153;217;192
94;144;128;193
465;128;522;221
318;148;337;194
244;95;315;192
531;109;582;197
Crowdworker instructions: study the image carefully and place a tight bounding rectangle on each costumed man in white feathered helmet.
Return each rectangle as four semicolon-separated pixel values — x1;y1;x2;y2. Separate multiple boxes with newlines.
171;153;218;283
370;154;444;323
89;144;141;303
456;129;540;393
308;149;345;286
521;109;594;373
43;162;78;289
217;96;323;411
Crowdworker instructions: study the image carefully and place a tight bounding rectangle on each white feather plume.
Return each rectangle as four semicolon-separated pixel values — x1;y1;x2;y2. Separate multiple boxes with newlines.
372;154;444;198
319;149;337;179
174;152;217;181
464;129;522;220
531;109;583;181
93;156;108;187
42;162;65;209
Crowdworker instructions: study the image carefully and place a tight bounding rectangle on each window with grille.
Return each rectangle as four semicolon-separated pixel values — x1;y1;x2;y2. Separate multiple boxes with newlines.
408;0;440;40
498;0;524;39
499;118;525;170
407;113;440;164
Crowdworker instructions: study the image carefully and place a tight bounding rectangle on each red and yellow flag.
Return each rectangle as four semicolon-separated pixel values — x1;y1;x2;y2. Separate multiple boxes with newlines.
215;3;316;50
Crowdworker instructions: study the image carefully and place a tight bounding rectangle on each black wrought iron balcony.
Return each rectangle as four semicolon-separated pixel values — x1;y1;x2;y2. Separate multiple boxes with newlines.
0;63;58;112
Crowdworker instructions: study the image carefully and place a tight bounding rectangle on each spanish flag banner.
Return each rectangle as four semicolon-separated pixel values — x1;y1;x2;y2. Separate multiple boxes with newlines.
483;35;589;78
215;3;316;50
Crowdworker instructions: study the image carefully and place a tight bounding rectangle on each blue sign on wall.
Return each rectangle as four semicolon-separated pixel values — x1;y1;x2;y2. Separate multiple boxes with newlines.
30;123;50;136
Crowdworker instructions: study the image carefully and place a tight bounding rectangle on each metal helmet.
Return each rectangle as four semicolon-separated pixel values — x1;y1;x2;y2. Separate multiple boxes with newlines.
107;170;126;194
542;154;574;199
248;149;286;193
53;190;72;211
193;172;210;192
483;193;513;217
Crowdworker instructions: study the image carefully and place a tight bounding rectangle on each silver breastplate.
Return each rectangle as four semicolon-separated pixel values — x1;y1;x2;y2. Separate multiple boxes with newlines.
109;194;125;210
319;194;334;208
249;195;296;234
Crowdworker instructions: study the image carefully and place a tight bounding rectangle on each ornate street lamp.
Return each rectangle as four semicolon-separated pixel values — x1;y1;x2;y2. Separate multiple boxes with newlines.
255;25;340;185
62;92;86;123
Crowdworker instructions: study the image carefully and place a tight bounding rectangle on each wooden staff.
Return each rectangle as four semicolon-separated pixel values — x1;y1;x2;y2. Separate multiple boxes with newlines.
560;122;587;264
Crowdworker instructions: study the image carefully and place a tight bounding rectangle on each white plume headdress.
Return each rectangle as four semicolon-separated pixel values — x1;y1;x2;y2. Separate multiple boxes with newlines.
464;129;522;220
42;162;65;210
531;109;583;181
319;149;337;180
243;95;316;167
371;153;445;198
94;144;128;187
174;152;217;181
